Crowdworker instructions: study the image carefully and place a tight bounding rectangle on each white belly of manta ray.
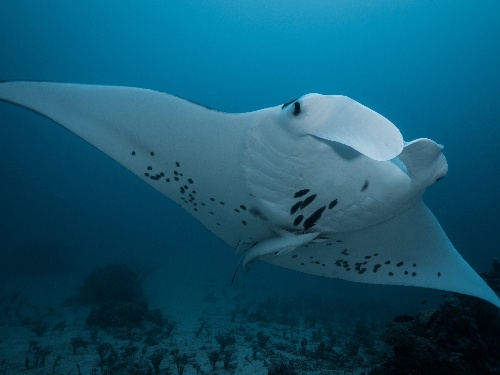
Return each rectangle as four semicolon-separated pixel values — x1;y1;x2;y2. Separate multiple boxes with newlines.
0;81;499;309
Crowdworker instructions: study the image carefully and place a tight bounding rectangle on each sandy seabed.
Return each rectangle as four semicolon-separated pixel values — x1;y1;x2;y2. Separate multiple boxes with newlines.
0;269;389;375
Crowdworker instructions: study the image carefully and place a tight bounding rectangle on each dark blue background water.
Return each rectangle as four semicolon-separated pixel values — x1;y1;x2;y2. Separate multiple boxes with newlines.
0;1;499;315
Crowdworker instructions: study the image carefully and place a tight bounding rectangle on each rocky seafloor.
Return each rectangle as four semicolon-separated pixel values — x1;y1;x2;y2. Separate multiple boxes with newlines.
0;260;499;375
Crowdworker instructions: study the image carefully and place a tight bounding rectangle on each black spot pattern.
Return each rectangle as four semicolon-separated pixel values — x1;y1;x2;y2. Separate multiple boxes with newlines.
294;189;310;198
293;215;304;226
280;226;424;283
289;188;332;230
303;206;326;230
290;201;302;215
361;179;369;192
131;150;256;235
328;199;338;209
300;194;317;209
326;241;421;280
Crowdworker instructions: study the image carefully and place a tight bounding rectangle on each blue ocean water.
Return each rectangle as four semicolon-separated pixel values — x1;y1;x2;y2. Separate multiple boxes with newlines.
0;1;499;373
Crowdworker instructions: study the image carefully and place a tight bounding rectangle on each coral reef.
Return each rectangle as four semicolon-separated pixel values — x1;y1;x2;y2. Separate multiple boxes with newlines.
78;263;149;328
481;258;500;293
79;263;146;306
372;296;500;374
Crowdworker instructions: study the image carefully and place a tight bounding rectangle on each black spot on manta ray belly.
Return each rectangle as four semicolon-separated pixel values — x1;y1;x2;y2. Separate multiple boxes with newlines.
290;201;302;215
328;199;338;209
293;215;304;226
303;206;326;230
361;179;369;192
294;189;310;198
131;151;260;232
249;207;268;220
300;194;317;209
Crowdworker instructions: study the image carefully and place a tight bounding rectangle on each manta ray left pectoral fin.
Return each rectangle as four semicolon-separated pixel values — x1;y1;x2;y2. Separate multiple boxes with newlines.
0;81;263;249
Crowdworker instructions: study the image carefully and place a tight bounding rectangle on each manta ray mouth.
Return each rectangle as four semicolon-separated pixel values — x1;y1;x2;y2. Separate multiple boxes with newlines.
314;137;362;161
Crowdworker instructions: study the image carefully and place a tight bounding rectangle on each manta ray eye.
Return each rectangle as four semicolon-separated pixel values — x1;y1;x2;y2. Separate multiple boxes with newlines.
292;101;301;116
281;98;301;117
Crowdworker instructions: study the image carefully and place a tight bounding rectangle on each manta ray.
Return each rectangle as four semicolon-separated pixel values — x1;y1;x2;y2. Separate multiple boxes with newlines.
1;81;499;309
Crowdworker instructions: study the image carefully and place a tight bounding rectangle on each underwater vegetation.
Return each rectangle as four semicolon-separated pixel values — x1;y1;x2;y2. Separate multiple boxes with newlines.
26;341;51;369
